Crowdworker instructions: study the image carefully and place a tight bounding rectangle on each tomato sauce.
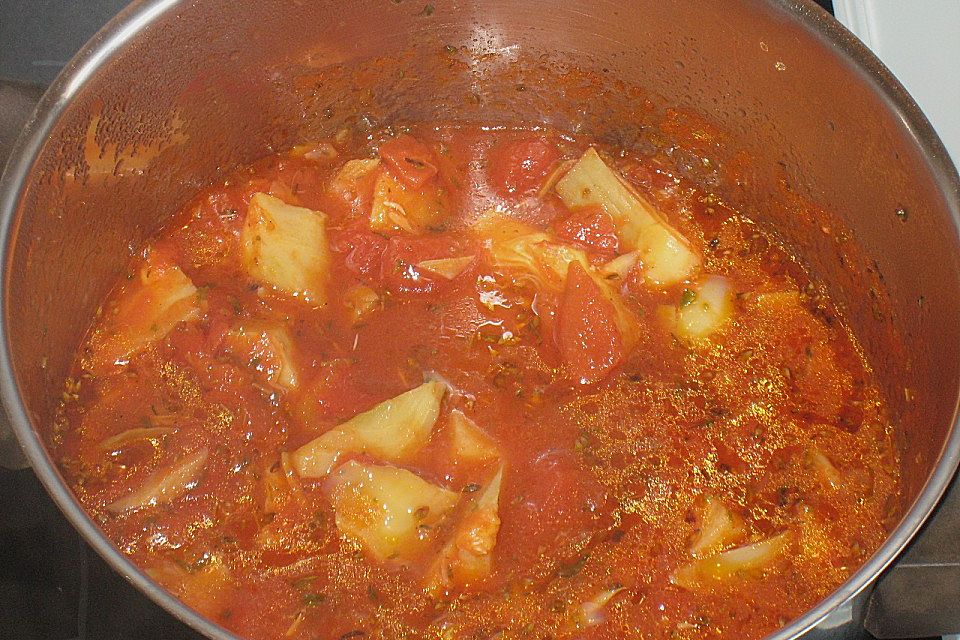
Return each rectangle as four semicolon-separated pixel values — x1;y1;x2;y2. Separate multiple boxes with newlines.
53;123;900;640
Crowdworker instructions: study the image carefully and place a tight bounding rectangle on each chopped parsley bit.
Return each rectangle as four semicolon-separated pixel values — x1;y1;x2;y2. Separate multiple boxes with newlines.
680;289;698;306
417;3;434;16
292;575;318;589
303;593;327;607
462;482;481;494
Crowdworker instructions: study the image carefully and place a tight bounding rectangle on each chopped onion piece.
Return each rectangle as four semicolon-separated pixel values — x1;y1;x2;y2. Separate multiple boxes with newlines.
474;211;590;293
417;256;475;280
807;447;842;489
108;448;209;513
578;586;626;628
290;142;338;162
600;251;642;280
98;427;175;452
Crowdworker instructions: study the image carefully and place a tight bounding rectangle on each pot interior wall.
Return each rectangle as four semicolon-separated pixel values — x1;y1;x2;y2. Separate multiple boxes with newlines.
5;0;959;547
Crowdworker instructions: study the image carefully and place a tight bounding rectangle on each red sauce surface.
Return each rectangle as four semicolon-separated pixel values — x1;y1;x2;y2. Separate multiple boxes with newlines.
54;124;899;640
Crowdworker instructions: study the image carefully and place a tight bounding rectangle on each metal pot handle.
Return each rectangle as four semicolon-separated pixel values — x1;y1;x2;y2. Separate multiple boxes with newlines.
0;78;44;469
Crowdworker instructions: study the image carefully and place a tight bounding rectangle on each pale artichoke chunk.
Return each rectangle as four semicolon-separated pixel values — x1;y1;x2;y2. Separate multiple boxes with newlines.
425;467;503;593
555;148;699;286
242;192;330;304
672;532;791;589
222;322;299;390
325;461;458;562
474;211;591;293
689;495;746;558
108;448;209;513
370;171;446;234
85;252;202;373
291;380;446;479
329;158;380;206
660;276;734;341
448;410;499;463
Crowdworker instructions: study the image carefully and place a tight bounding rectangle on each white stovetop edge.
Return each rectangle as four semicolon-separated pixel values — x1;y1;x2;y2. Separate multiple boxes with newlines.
833;0;960;164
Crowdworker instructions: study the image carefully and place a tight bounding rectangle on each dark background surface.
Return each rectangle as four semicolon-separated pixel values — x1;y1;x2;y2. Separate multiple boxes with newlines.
3;1;940;640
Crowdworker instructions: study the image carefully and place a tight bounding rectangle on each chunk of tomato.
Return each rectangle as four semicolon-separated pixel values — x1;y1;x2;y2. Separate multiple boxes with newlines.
553;205;620;258
489;137;560;197
378;134;439;188
557;262;624;385
329;227;389;281
380;234;470;295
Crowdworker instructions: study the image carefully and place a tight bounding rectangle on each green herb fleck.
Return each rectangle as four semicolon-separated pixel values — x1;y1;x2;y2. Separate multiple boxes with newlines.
303;592;327;607
680;289;697;306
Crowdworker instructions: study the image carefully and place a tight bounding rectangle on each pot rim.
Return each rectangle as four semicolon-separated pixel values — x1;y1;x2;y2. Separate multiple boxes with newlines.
0;1;958;639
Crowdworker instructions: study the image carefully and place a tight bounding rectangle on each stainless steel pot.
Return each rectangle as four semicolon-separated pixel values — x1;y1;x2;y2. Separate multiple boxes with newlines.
1;1;958;638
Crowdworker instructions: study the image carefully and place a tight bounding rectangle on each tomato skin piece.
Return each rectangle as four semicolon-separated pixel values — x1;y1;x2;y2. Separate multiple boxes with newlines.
489;138;560;197
557;262;625;385
330;228;389;281
553;205;620;258
378;134;439;188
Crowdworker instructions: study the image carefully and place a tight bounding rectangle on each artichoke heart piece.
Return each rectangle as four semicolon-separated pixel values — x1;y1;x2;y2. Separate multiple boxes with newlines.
660;276;735;342
448;410;499;463
242;192;330;304
291;380;447;479
417;256;475;280
425;466;504;593
222;322;299;390
555;148;700;286
672;532;791;589
474;211;591;293
689;495;746;558
370;171;447;234
329;158;380;201
84;251;202;374
325;461;458;563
